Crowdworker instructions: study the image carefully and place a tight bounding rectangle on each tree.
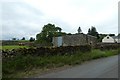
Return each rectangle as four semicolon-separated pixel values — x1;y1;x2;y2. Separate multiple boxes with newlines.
56;27;62;32
36;23;65;44
78;27;82;33
67;33;72;35
87;26;99;39
29;37;35;42
118;33;120;36
109;34;115;36
21;37;25;40
98;34;107;42
36;23;56;43
88;28;91;35
12;38;16;40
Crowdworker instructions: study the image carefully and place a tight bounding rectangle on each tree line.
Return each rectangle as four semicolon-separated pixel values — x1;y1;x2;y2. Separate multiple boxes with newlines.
35;23;105;44
36;23;117;44
12;23;117;44
12;37;35;42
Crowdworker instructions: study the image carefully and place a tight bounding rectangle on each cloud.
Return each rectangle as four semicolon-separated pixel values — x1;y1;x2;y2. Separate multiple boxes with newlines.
1;0;119;40
1;2;45;40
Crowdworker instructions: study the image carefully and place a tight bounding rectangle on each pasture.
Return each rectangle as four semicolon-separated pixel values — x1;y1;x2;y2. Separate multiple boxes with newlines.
0;45;29;50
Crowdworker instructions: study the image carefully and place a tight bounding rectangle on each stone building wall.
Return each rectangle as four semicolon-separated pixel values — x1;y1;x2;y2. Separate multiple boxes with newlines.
52;37;59;47
52;33;97;47
62;34;87;46
87;35;97;46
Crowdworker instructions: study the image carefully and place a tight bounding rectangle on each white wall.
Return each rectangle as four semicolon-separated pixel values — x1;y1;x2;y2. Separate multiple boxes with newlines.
102;36;115;43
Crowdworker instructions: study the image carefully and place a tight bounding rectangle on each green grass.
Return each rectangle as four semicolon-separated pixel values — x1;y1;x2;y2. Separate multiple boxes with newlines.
2;49;119;78
0;57;1;79
0;46;2;50
17;40;29;42
1;45;29;50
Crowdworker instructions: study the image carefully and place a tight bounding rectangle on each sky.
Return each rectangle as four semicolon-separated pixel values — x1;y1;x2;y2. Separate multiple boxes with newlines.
0;0;119;40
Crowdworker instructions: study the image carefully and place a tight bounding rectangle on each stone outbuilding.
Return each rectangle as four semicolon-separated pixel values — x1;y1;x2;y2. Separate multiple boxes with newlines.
52;33;97;47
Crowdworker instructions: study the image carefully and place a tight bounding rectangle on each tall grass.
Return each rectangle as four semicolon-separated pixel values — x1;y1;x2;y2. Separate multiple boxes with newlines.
2;49;119;78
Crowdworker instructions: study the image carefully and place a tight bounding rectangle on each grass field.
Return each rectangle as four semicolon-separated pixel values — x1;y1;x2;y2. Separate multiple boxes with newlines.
17;40;29;42
1;45;29;50
0;46;1;50
0;57;1;79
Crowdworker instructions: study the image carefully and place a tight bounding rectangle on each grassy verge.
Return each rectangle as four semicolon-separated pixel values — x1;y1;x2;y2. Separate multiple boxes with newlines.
0;57;2;79
2;49;119;78
1;45;29;50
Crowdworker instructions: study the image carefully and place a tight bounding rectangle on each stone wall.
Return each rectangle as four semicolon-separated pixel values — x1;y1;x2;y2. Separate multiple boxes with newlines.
62;34;86;46
53;33;97;47
87;35;97;46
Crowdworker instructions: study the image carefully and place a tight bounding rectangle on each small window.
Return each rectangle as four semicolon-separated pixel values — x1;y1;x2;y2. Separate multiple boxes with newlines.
107;37;109;39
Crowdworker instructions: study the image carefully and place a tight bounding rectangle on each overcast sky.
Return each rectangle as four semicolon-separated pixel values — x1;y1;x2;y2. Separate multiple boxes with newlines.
0;0;119;40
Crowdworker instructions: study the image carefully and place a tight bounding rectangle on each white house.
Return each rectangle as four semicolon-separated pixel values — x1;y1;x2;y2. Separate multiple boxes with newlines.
102;35;120;43
113;36;120;43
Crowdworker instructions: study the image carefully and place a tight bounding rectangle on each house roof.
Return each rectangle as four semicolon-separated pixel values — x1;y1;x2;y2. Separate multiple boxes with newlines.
54;33;97;38
111;36;120;39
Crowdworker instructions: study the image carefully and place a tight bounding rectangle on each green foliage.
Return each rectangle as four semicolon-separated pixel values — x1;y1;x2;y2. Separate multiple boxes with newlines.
67;33;72;35
36;23;66;44
118;33;120;36
2;48;119;78
109;34;115;36
97;34;107;42
55;27;62;32
1;45;28;50
12;38;16;41
2;44;120;78
78;27;82;33
21;37;25;40
87;26;99;39
29;37;35;42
